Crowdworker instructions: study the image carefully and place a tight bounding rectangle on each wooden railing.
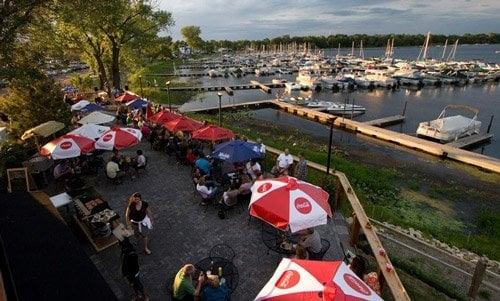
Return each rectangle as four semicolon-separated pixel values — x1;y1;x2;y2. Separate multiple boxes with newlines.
265;145;411;301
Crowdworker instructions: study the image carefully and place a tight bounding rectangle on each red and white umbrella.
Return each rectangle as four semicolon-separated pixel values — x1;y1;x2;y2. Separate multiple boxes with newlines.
40;134;95;159
95;127;142;150
249;176;332;233
163;116;203;133
255;258;383;301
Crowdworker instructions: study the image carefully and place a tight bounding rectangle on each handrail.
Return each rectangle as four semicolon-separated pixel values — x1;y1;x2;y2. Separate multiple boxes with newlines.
264;144;411;301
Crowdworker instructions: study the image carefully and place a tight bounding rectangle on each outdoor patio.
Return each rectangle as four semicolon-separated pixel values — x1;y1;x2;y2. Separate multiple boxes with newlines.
61;142;350;300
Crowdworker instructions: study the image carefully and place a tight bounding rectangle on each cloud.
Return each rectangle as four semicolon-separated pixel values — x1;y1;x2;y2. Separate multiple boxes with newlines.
159;0;500;40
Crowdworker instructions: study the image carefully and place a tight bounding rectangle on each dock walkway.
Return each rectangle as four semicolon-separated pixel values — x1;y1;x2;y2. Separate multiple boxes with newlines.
364;115;405;127
179;99;274;113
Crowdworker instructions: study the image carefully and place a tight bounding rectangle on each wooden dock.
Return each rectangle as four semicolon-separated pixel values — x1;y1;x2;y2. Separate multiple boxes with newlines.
364;115;405;127
250;80;272;93
179;99;274;113
164;82;284;93
446;133;494;149
270;99;500;173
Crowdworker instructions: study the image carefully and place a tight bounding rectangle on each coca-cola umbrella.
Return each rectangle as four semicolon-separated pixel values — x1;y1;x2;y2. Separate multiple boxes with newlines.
192;125;235;142
95;127;142;150
249;176;332;233
40;134;95;159
255;258;383;301
163;116;203;133
147;110;180;124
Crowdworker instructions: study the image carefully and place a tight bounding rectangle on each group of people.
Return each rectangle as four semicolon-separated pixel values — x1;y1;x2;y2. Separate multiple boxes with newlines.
172;264;229;301
105;149;147;183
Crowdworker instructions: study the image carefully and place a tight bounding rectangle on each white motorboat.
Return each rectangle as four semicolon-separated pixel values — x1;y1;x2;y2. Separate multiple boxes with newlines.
208;69;220;77
416;105;481;142
296;70;320;89
284;82;302;91
326;103;366;115
306;101;334;109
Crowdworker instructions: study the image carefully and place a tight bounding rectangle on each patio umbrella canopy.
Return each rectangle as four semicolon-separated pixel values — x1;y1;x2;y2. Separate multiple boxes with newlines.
95;127;142;150
71;100;90;111
115;91;139;103
69;124;110;140
212;139;261;163
163;116;203;133
192;125;235;141
255;258;383;301
78;111;116;125
80;103;104;113
249;176;332;233
21;121;65;140
40;134;95;159
148;110;180;124
126;98;148;110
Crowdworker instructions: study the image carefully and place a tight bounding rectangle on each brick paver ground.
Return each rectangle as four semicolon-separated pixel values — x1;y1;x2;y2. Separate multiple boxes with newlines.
76;142;346;300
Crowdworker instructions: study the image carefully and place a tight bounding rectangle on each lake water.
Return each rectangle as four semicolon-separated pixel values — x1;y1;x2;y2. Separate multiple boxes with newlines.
178;45;500;159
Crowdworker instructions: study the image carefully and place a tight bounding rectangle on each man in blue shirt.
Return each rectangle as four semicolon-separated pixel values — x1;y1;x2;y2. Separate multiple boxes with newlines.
201;275;229;301
195;154;212;176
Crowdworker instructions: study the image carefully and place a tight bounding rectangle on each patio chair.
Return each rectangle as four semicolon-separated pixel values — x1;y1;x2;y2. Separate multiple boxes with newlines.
209;244;236;262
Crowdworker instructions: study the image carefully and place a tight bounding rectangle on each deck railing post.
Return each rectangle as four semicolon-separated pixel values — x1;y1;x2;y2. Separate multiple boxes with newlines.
350;213;361;247
468;257;488;299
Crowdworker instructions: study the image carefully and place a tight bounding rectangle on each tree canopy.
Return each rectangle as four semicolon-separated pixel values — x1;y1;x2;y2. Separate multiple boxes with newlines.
180;25;204;50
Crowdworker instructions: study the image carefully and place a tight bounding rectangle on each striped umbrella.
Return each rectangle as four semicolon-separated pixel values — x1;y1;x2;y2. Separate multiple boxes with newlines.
40;134;95;159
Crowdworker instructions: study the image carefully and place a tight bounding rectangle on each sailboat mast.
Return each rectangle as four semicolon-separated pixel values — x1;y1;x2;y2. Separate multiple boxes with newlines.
390;37;394;58
441;39;448;60
451;39;459;61
351;41;354;56
422;31;431;61
359;40;364;59
337;43;340;56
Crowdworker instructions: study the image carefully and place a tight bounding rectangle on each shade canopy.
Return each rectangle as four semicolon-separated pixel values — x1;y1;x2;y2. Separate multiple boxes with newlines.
40;134;95;159
255;258;383;301
249;176;331;233
192;125;235;141
163;116;203;133
78;111;116;125
71;100;90;111
69;124;110;140
148;110;180;124
80;103;104;113
95;127;142;150
126;98;148;110
212;140;261;163
115;91;139;103
21;121;65;140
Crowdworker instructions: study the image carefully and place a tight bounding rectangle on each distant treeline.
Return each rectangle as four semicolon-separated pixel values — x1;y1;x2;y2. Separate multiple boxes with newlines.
202;33;500;52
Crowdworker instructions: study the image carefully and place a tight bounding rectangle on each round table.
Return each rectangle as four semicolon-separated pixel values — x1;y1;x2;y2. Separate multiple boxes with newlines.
194;256;239;293
261;222;299;255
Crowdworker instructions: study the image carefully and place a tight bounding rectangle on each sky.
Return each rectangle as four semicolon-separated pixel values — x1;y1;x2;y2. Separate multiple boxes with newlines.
158;0;500;41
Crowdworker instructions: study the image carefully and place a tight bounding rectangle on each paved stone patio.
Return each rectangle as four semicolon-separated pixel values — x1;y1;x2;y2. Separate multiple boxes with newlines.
74;142;348;300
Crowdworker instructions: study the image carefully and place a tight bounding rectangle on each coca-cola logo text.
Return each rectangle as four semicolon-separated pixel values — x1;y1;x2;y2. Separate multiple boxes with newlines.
275;270;300;289
294;197;312;214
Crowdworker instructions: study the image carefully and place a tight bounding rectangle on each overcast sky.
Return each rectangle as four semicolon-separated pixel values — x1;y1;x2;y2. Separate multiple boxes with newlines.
158;0;500;40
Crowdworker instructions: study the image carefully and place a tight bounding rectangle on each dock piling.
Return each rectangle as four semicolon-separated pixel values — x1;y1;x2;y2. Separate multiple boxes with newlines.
402;101;408;116
487;115;494;133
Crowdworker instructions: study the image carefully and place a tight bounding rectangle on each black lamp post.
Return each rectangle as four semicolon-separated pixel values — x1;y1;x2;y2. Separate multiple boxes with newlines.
217;91;222;126
165;80;171;111
326;118;334;175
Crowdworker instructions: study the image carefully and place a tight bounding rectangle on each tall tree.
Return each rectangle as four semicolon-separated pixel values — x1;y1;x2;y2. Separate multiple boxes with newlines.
95;0;173;89
180;26;204;50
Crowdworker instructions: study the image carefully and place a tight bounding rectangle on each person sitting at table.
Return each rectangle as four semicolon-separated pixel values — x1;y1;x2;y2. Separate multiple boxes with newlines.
220;183;239;209
349;256;381;295
53;160;74;181
135;149;147;173
254;170;264;181
298;228;322;259
245;159;261;181
172;264;204;301
294;244;309;260
111;149;121;162
125;192;153;255
186;147;197;166
106;157;124;183
201;274;229;301
195;153;212;176
196;177;217;205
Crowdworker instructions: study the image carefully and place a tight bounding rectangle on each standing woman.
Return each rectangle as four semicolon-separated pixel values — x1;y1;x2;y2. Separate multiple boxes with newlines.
125;192;153;255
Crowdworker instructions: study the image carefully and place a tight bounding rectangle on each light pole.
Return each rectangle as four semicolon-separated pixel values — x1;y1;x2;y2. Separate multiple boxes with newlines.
326;118;334;175
165;80;171;111
217;91;222;126
139;75;144;96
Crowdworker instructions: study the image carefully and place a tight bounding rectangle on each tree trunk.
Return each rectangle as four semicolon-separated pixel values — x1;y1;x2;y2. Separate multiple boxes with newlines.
111;41;121;90
94;51;108;90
